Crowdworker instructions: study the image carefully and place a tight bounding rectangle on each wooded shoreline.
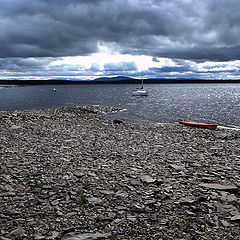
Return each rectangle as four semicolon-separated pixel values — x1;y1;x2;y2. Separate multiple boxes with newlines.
1;78;240;86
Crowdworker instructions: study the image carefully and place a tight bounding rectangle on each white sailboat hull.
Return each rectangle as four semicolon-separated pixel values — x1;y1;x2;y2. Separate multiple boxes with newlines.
132;89;149;96
132;77;149;96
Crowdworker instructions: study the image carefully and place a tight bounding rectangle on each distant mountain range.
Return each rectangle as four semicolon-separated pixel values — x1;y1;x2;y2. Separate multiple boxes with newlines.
1;76;240;85
93;76;133;82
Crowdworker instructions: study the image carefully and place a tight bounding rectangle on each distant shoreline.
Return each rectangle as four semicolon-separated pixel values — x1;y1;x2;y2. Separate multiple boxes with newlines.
0;84;19;88
1;79;240;86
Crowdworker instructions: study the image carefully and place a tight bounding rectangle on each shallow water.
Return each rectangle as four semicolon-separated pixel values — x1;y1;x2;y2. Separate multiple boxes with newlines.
1;83;240;127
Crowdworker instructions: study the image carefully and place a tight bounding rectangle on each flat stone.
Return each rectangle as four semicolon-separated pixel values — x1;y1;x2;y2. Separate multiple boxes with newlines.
221;219;231;227
0;192;16;197
221;193;238;202
63;233;111;240
87;197;103;206
230;215;240;222
46;231;60;239
41;185;52;190
51;199;59;206
140;175;156;183
99;190;115;195
179;197;196;205
160;219;169;225
217;204;239;216
35;233;46;240
0;237;12;240
130;204;152;213
199;183;238;193
96;215;113;222
129;179;141;186
115;192;128;198
65;212;77;217
127;216;137;222
7;227;26;238
169;164;185;170
9;125;21;130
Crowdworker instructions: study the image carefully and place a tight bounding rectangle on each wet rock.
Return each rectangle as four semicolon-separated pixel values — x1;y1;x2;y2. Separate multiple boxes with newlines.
113;119;125;124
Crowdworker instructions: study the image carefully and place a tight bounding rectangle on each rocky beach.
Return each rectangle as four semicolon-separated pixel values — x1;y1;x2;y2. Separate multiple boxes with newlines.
1;105;240;239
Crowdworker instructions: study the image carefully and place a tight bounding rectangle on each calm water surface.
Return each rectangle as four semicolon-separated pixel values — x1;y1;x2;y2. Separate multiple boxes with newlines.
0;84;240;127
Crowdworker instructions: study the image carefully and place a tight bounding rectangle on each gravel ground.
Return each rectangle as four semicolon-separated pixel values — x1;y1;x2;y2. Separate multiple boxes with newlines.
1;105;240;240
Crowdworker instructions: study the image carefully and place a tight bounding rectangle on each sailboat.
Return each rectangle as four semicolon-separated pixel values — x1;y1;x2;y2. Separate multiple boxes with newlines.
132;77;149;96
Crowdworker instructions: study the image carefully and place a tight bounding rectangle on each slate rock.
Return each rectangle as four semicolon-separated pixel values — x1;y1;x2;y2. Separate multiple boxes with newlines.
199;183;238;193
63;233;111;240
113;119;125;124
169;164;185;170
221;219;231;227
88;197;104;206
140;175;156;184
230;215;240;222
7;227;26;239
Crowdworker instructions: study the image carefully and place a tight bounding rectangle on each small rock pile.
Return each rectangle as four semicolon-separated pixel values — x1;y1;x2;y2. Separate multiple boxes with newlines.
1;105;240;239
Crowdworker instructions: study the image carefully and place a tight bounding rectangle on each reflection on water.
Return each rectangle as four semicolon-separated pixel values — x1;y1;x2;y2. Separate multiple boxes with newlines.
1;83;240;127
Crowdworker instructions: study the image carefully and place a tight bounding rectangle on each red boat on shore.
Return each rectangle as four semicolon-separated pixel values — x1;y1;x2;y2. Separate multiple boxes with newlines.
179;120;218;130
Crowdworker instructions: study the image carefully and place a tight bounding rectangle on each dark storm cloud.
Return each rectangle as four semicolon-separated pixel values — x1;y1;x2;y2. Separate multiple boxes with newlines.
0;58;53;71
152;46;240;62
1;0;240;62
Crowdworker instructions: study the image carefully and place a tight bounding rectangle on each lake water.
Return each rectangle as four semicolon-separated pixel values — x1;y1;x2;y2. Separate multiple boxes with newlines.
1;83;240;127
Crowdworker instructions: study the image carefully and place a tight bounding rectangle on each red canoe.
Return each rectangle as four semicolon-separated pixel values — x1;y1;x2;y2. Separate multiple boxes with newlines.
179;120;218;130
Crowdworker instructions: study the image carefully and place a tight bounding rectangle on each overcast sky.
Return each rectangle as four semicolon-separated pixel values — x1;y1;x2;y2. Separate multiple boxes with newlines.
1;0;240;80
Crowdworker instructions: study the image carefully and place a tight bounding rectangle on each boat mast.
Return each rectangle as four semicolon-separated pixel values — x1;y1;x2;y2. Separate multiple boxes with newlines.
141;73;144;88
